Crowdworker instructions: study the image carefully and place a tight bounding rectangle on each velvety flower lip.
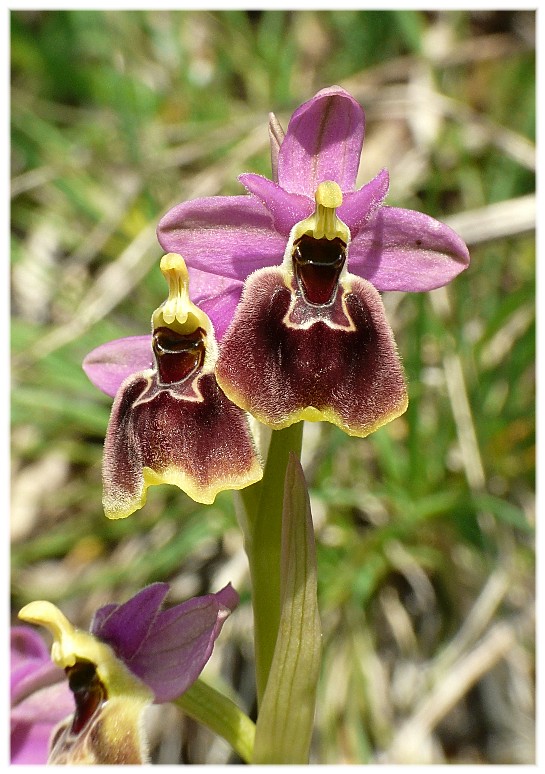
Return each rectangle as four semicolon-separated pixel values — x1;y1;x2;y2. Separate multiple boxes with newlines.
156;85;470;335
86;254;263;516
215;266;408;437
18;583;239;764
11;626;74;765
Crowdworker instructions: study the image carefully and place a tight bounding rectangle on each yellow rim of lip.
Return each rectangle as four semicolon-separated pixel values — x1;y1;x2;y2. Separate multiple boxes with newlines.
216;373;408;439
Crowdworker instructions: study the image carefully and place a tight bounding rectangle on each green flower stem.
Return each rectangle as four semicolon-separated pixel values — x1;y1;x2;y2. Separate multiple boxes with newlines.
239;422;304;705
252;454;321;763
174;678;255;764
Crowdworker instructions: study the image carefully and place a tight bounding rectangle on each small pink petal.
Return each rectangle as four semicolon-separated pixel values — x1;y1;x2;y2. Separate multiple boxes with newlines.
157;195;285;280
278;86;365;196
92;584;239;703
349;206;471;291
239;173;313;236
338;169;390;237
187;266;243;340
83;336;152;398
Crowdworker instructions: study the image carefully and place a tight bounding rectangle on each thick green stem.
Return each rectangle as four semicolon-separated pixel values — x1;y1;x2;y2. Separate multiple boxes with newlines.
252;454;321;763
174;678;255;764
239;422;304;704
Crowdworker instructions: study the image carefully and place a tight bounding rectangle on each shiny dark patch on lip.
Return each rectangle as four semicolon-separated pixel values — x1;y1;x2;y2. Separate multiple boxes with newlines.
292;234;346;305
153;326;206;385
66;661;106;735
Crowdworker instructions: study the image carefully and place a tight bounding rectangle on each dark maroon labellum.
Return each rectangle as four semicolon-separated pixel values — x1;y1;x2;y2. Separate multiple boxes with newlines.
292;234;346;305
66;661;107;735
153;326;206;385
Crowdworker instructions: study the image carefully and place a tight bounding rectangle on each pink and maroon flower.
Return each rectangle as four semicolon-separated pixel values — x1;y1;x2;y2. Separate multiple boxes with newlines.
84;254;263;518
18;582;238;764
156;86;470;436
85;86;469;440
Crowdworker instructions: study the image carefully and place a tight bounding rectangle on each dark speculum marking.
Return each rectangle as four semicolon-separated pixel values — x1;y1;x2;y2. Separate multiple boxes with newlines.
292;234;346;305
66;661;106;735
153;326;206;385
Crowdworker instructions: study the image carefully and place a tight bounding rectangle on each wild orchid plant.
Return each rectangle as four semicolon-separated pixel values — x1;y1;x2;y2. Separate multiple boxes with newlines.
14;86;469;764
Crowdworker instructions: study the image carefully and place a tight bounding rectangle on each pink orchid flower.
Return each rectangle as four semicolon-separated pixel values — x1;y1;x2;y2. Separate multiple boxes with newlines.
85;86;469;438
18;583;238;764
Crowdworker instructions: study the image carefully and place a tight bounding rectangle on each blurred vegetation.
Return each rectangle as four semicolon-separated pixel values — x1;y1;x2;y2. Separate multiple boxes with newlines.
11;9;535;764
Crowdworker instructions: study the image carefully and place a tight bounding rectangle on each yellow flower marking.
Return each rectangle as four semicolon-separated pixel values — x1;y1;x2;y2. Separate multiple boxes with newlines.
152;253;211;337
18;601;152;702
292;181;350;243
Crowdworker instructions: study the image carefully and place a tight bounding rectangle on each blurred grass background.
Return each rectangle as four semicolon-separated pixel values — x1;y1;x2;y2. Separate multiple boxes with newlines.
10;9;535;765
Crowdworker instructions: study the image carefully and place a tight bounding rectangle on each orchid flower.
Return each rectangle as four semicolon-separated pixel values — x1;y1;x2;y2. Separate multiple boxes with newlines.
11;626;74;764
84;253;263;518
18;583;238;764
154;85;470;437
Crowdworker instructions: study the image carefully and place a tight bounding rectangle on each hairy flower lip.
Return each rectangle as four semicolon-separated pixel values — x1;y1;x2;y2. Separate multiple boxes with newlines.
84;256;263;515
214;265;409;437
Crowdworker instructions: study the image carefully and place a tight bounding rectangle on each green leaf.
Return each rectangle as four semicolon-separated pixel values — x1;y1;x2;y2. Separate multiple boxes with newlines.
238;422;304;704
253;454;321;763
